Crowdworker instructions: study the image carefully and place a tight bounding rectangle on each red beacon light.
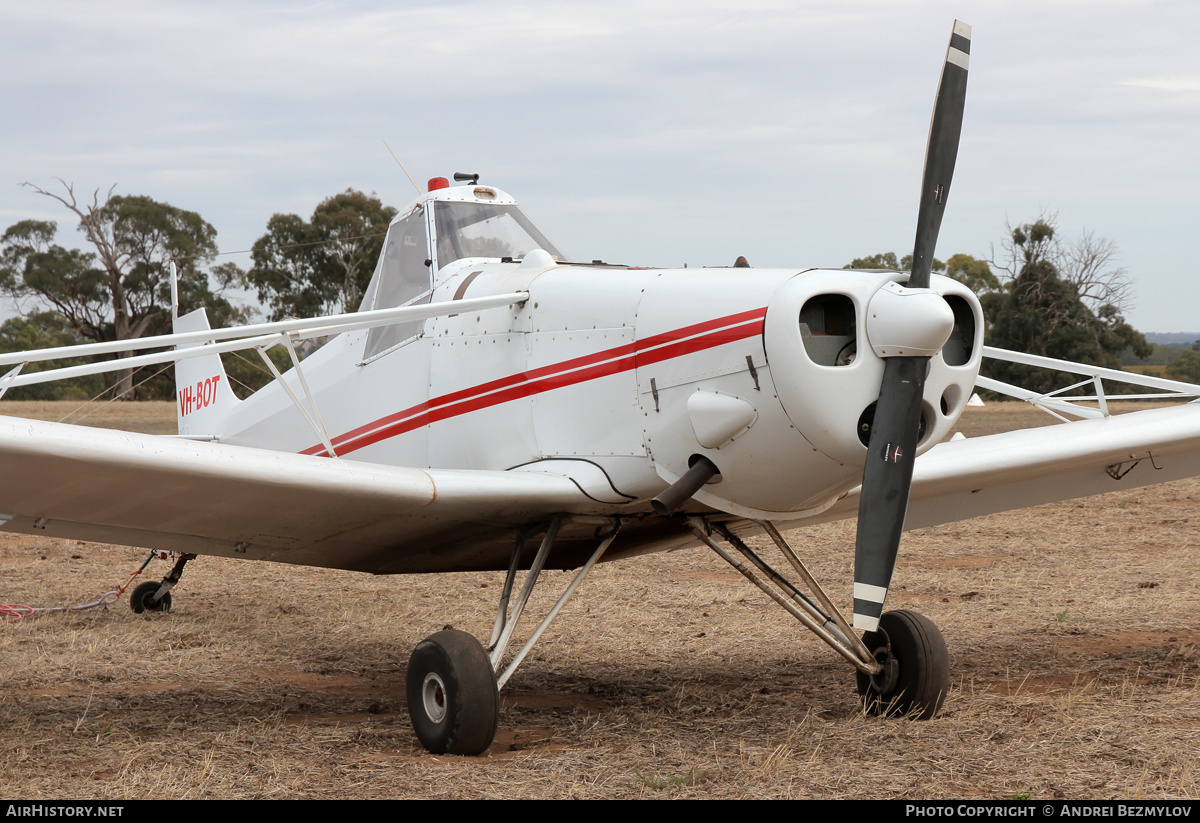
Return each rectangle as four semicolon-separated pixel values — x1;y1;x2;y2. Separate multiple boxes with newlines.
428;177;449;192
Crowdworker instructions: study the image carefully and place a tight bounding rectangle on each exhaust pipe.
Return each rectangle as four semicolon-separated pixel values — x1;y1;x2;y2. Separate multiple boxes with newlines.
652;456;719;516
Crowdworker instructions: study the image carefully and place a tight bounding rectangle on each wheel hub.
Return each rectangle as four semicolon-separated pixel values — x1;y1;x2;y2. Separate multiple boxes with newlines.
421;672;448;724
868;643;900;694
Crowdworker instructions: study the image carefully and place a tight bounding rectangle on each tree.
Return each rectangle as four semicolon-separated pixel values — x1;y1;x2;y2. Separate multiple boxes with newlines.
245;189;397;320
845;218;1148;395
1165;349;1200;383
944;253;1000;295
843;252;1003;299
844;252;945;273
1164;343;1200;383
0;312;104;401
984;217;1149;393
992;215;1133;316
1;182;246;399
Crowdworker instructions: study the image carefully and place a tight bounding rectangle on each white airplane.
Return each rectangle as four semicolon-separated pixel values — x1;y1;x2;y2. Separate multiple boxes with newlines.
4;21;1200;756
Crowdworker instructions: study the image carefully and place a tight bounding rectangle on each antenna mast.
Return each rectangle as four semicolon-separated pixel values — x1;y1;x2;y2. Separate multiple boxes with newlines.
383;140;423;196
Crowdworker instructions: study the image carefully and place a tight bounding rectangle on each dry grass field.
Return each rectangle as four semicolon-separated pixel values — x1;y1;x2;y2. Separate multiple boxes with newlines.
2;400;1199;799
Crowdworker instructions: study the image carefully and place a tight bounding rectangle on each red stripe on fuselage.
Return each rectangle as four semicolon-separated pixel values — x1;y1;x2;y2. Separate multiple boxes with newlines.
301;307;768;457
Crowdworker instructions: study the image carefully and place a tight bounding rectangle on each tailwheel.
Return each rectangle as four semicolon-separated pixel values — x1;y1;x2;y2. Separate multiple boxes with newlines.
128;552;195;614
406;629;499;756
856;609;949;719
129;581;171;614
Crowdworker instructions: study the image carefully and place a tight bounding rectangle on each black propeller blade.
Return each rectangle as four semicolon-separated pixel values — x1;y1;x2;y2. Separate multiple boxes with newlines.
852;20;970;632
911;21;970;291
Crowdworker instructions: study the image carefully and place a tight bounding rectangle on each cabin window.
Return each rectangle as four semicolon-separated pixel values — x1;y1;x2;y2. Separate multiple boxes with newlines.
361;208;432;361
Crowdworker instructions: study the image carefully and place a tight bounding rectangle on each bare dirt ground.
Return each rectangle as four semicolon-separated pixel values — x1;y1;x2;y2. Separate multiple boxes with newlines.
2;400;1199;799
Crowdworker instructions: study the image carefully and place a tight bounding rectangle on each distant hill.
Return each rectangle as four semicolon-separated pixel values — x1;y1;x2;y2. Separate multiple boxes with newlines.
1144;332;1200;346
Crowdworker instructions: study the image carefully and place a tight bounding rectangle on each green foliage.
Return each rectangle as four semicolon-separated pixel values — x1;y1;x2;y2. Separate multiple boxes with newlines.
1165;349;1200;383
843;253;995;295
844;252;945;273
246;189;397;320
944;253;1000;294
0;312;105;401
843;252;1004;324
1011;218;1054;252
1121;343;1190;367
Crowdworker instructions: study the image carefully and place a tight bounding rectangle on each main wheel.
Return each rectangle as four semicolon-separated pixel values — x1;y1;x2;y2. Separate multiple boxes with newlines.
856;609;949;719
130;581;171;614
406;629;499;755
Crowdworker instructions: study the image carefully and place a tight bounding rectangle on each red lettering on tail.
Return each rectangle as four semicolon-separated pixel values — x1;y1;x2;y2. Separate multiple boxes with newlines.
179;375;222;417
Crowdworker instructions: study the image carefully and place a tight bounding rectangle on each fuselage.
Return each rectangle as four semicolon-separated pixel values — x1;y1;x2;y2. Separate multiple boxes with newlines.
201;181;984;529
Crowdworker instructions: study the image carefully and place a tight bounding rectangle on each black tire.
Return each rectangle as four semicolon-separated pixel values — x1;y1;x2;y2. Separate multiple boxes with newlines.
406;629;499;755
130;581;171;614
856;609;949;719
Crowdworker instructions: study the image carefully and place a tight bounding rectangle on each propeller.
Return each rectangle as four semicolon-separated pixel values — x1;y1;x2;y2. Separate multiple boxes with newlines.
852;20;971;633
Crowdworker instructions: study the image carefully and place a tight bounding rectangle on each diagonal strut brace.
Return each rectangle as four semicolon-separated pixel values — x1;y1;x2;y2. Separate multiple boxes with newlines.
488;515;622;690
687;517;881;676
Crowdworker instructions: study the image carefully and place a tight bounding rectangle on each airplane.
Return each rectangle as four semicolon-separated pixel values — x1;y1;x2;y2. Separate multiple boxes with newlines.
4;20;1200;757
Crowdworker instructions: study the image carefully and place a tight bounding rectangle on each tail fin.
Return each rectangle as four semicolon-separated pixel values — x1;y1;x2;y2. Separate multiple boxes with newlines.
174;307;240;436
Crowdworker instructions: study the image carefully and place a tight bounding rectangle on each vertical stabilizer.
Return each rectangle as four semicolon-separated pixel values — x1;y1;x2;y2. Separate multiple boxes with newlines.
174;307;240;436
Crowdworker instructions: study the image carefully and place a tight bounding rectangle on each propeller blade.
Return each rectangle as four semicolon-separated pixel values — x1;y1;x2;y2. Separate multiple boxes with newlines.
853;356;927;631
910;20;970;290
852;20;971;632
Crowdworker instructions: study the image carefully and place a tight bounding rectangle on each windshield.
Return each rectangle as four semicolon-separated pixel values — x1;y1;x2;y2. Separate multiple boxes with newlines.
434;202;565;267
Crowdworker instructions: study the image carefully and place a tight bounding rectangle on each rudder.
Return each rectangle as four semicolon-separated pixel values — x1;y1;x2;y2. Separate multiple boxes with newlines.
174;307;240;436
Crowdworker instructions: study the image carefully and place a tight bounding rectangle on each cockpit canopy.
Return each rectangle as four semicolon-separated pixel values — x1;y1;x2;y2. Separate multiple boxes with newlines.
357;184;563;362
434;201;564;267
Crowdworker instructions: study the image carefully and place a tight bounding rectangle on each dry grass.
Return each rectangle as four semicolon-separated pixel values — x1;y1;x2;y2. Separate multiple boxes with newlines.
0;400;178;434
2;401;1200;799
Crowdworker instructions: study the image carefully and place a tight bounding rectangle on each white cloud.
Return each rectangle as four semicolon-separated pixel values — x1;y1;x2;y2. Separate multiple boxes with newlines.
2;0;1199;330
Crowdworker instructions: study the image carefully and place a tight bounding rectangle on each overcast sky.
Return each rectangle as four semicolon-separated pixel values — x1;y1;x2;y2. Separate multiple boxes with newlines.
2;0;1197;332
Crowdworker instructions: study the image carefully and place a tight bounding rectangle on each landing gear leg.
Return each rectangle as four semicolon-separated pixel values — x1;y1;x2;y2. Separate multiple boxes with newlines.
405;516;622;755
129;553;196;614
687;518;950;719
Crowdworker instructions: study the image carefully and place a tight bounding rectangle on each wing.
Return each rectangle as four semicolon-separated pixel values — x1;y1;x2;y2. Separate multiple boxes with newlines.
794;402;1200;531
0;415;608;574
